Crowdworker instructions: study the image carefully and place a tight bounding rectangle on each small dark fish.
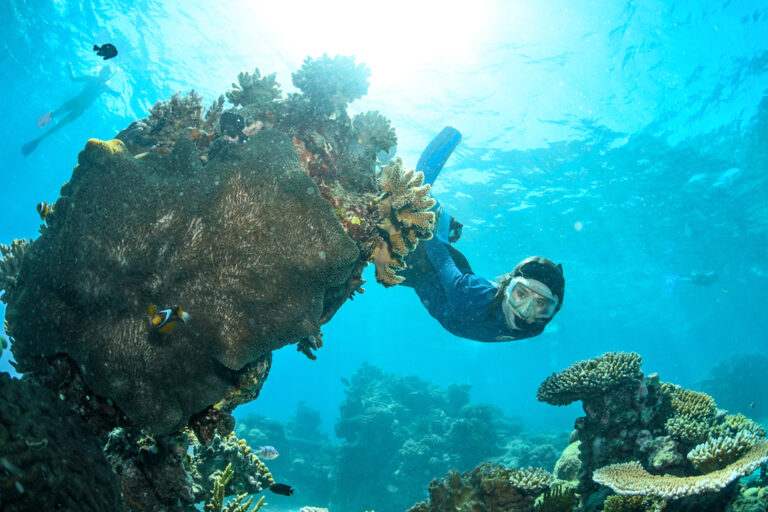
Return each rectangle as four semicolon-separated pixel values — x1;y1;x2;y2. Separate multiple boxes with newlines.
750;401;756;409
220;112;245;139
150;118;167;135
93;43;118;60
269;483;293;496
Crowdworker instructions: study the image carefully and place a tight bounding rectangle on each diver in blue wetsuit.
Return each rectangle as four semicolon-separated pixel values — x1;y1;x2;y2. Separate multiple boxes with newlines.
399;127;565;342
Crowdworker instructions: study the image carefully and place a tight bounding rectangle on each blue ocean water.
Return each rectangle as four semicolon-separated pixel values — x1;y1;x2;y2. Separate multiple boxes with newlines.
1;0;766;469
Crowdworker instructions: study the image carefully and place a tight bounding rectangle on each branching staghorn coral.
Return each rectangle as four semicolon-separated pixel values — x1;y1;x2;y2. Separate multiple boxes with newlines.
226;68;282;108
687;430;761;473
352;111;397;155
0;239;29;304
536;352;644;406
372;158;435;286
592;440;768;499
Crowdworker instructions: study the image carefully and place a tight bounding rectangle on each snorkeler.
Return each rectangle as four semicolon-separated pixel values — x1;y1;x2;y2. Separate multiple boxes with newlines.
22;63;121;157
399;127;565;342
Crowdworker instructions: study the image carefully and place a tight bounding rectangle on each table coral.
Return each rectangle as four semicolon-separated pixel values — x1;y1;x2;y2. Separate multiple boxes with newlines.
592;440;768;499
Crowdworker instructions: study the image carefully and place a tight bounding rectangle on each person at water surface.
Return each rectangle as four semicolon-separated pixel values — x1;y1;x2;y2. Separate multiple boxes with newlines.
22;63;121;156
399;128;565;342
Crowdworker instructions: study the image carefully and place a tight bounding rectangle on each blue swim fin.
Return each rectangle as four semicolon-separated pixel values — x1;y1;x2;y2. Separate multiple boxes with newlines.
416;126;461;186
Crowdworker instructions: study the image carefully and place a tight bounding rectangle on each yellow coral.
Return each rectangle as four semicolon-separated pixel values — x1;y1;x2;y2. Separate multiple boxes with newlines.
592;440;768;499
661;383;717;421
85;138;127;156
373;158;435;287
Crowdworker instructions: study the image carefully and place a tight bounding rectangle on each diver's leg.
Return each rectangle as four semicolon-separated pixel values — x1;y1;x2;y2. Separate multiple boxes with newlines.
23;109;84;156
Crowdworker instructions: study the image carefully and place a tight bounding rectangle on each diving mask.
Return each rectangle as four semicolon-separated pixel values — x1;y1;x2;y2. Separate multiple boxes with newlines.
503;277;559;325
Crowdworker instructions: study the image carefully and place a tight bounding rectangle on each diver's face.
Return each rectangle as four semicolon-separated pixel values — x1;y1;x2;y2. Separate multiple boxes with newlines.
503;277;558;327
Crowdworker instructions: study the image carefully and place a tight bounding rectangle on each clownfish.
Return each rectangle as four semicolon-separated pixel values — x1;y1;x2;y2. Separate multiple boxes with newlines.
148;303;190;334
36;201;52;221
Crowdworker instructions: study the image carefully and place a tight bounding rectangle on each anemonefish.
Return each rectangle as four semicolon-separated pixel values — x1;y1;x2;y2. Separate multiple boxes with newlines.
36;201;52;221
148;303;190;334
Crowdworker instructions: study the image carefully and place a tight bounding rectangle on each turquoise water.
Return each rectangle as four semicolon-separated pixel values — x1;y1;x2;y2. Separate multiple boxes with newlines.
1;0;767;501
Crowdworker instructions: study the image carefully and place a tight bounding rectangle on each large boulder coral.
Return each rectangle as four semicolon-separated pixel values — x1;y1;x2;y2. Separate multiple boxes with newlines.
8;130;359;434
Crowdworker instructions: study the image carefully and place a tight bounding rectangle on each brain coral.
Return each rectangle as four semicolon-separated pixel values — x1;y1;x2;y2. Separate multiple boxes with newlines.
537;352;644;406
8;130;359;434
0;372;121;511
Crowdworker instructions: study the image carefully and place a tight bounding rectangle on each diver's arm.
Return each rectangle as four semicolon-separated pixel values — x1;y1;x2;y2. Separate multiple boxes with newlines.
68;63;89;83
424;237;491;307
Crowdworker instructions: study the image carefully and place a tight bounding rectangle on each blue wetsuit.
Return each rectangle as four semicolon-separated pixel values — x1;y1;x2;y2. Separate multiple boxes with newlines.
402;238;543;342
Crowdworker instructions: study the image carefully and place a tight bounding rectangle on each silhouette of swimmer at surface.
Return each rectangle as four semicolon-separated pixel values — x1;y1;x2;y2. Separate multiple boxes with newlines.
22;64;121;157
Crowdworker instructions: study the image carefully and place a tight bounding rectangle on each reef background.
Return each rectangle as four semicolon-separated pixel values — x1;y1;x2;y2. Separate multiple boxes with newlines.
1;0;767;510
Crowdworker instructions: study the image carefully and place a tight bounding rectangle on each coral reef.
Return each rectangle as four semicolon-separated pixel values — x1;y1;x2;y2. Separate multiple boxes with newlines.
407;462;555;512
537;352;768;512
9;133;359;435
0;239;29;304
5;55;439;511
534;485;580;512
117;91;224;156
185;431;274;502
592;440;768;498
687;431;762;473
204;463;266;512
103;426;194;510
332;363;524;512
226;68;282;109
553;441;581;481
237;402;336;508
0;372;121;511
536;351;643;406
602;495;667;511
292;54;371;114
699;352;768;420
372;158;436;286
353;110;397;155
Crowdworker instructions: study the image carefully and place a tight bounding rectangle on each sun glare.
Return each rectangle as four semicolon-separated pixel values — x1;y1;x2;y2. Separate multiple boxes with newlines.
235;0;493;82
